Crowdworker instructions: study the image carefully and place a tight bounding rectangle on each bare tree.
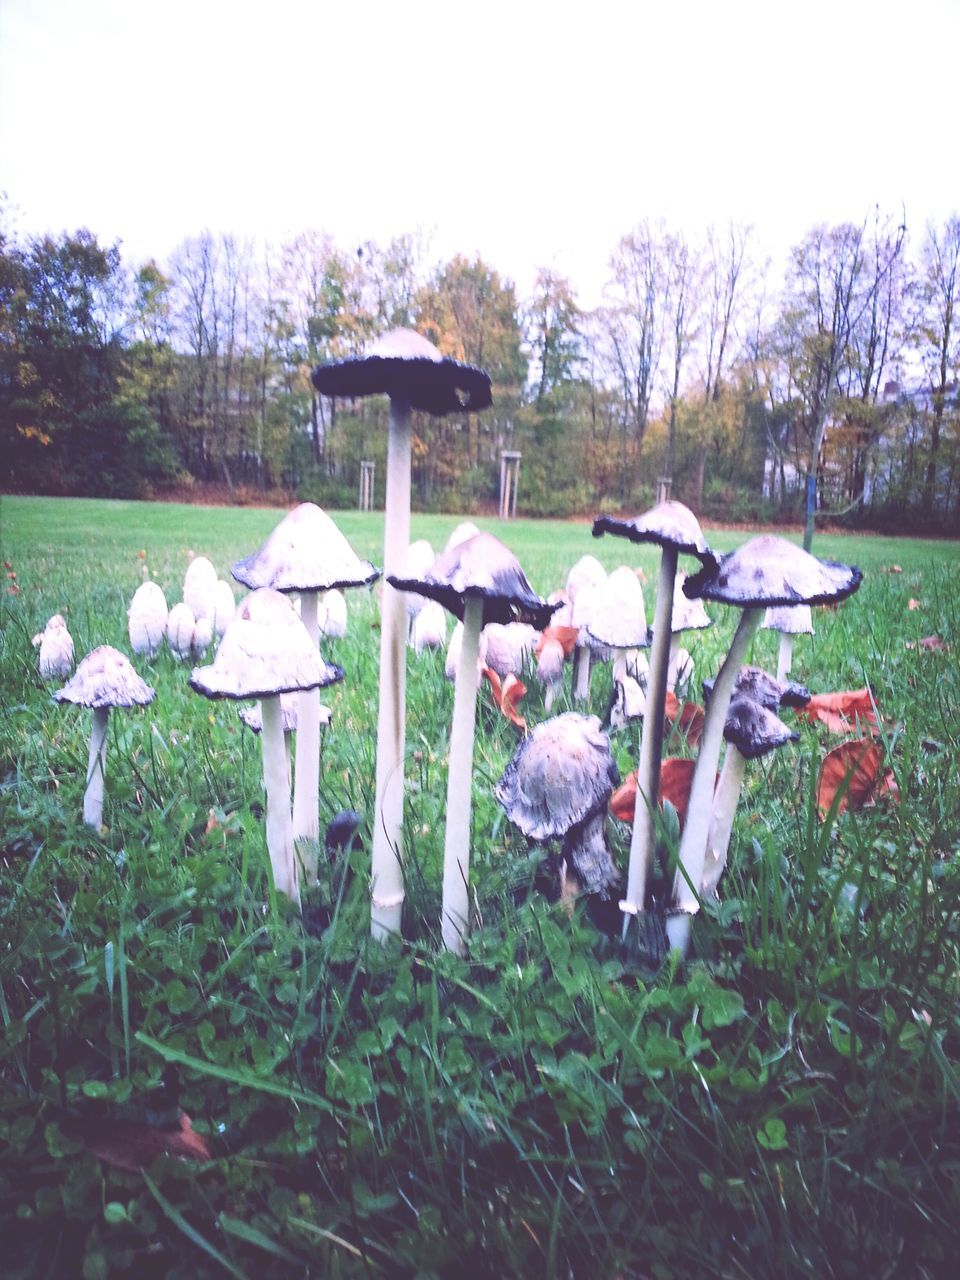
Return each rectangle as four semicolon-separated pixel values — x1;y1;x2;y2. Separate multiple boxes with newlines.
915;215;960;510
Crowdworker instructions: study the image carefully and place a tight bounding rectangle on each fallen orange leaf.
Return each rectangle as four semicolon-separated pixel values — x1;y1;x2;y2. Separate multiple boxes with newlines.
797;688;879;735
610;771;637;821
672;702;705;747
87;1111;211;1171
664;691;681;721
917;635;949;652
535;624;579;659
817;739;899;818
609;758;700;828
482;667;528;731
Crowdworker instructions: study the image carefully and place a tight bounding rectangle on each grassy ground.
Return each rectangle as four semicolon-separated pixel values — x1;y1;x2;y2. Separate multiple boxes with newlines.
1;495;959;1278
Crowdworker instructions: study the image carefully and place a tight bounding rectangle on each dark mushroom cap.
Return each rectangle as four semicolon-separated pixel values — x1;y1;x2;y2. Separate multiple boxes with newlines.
703;664;811;712
388;531;556;627
190;588;344;701
684;535;862;608
232;502;379;594
494;712;620;841
561;810;620;897
592;500;718;568
311;328;492;416
55;645;155;710
723;696;799;760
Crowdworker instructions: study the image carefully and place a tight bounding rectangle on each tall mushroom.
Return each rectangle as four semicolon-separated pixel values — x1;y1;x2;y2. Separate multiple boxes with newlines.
190;588;344;908
55;646;155;829
390;531;555;954
592;501;718;935
666;535;861;955
565;555;607;702
312;330;492;942
231;503;378;883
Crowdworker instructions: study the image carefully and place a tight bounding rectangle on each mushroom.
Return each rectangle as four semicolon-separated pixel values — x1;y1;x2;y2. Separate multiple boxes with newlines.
666;534;862;955
446;521;481;552
411;599;448;654
313;330;492;942
190;587;344;907
495;712;621;900
33;613;74;680
534;625;578;711
445;619;489;682
191;615;213;659
665;573;712;693
565;555;607;702
592;501;718;935
128;583;168;659
183;555;218;622
762;604;814;681
701;664;811;713
239;694;331;791
231;502;378;881
54;645;155;829
166;602;196;661
390;531;555;953
700;696;799;900
320;589;348;639
210;580;236;639
585;565;649;686
482;621;538;678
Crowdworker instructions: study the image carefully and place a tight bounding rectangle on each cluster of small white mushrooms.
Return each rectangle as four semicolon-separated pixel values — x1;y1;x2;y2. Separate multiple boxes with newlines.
33;613;74;680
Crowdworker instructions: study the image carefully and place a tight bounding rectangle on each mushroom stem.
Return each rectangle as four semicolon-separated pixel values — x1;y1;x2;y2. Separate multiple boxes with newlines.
666;606;761;955
293;590;321;882
621;545;678;932
441;596;484;955
776;632;793;682
260;695;300;909
84;706;109;828
371;396;412;942
573;646;591;701
701;744;747;899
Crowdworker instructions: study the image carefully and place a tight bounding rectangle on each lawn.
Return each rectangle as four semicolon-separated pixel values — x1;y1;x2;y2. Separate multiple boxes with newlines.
1;495;959;1278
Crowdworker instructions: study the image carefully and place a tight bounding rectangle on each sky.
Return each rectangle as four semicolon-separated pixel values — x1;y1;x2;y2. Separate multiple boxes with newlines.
1;0;957;307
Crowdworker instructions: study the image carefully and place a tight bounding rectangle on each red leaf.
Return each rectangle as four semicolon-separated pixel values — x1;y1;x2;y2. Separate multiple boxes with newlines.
87;1112;211;1171
907;635;950;652
608;758;699;828
817;739;900;818
663;691;681;721
610;771;637;821
535;624;579;659
482;666;527;731
797;688;879;735
674;702;705;747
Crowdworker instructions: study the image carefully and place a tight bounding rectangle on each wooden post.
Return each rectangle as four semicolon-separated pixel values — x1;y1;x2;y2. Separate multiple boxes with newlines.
499;451;522;519
657;476;672;504
359;460;375;511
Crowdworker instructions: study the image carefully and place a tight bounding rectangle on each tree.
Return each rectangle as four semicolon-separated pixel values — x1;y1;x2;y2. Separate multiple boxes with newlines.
525;268;582;403
914;215;960;511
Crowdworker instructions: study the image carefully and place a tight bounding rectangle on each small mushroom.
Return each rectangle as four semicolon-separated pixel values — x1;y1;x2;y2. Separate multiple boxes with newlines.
166;602;196;661
444;618;489;681
390;531;554;953
565;555;607;702
210;580;236;639
482;622;538;678
128;583;168;659
585;565;649;685
54;645;155;829
411;599;448;653
33;613;74;680
183;555;218;622
762;604;814;680
320;588;348;639
239;694;331;791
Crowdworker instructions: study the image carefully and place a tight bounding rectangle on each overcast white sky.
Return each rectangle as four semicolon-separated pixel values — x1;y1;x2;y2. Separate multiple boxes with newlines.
1;0;957;306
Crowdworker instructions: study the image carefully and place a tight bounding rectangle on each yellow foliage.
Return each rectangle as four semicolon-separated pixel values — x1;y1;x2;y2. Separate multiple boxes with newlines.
16;424;53;447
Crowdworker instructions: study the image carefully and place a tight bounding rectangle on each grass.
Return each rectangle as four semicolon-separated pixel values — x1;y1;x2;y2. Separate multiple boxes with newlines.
1;494;959;1278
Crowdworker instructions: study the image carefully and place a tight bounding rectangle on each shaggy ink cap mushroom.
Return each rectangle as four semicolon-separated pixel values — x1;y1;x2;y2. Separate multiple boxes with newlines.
683;534;862;608
189;587;344;701
388;531;557;628
668;574;713;635
592;500;718;569
310;327;492;415
494;712;620;843
702;664;811;712
56;645;155;710
723;696;799;760
763;604;815;636
232;502;379;594
585;566;650;651
239;694;333;735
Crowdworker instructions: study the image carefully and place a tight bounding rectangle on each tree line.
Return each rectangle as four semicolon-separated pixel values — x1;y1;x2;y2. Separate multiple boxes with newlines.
1;204;957;536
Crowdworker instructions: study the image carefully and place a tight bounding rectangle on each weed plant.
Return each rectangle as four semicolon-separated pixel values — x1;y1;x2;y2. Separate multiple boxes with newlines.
1;496;958;1277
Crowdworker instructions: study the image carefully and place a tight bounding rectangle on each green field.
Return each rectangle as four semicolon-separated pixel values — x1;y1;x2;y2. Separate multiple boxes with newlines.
2;495;959;1278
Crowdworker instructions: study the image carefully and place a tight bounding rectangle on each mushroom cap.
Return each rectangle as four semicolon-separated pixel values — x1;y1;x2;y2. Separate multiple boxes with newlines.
669;574;712;634
724;696;799;760
585;565;649;650
183;556;219;620
684;535;862;608
703;664;811;712
494;712;620;841
55;645;155;709
232;503;379;594
320;588;348;638
210;580;236;637
562;810;620;898
239;692;331;734
311;327;493;416
445;522;481;552
189;587;344;701
483;622;538;677
388;531;556;628
166;602;196;659
593;500;717;567
445;618;490;680
411;598;448;653
762;603;815;636
565;554;607;603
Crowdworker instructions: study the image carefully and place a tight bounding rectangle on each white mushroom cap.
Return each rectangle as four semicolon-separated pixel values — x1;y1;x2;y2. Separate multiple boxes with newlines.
166;602;196;661
320;588;347;638
762;604;815;636
483;622;538;678
585;565;648;650
535;636;566;685
210;580;236;638
593;500;717;567
55;645;155;709
494;712;620;842
669;573;712;634
189;587;344;701
445;522;480;553
239;693;331;735
34;614;74;680
412;599;448;653
445;619;489;681
403;540;436;617
232;503;379;594
129;582;168;658
183;556;219;621
565;554;607;604
685;535;862;608
191;616;214;658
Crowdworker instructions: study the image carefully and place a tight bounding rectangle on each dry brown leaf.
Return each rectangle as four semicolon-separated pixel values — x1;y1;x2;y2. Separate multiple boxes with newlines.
87;1111;211;1171
797;688;879;735
817;739;899;818
482;667;528;731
